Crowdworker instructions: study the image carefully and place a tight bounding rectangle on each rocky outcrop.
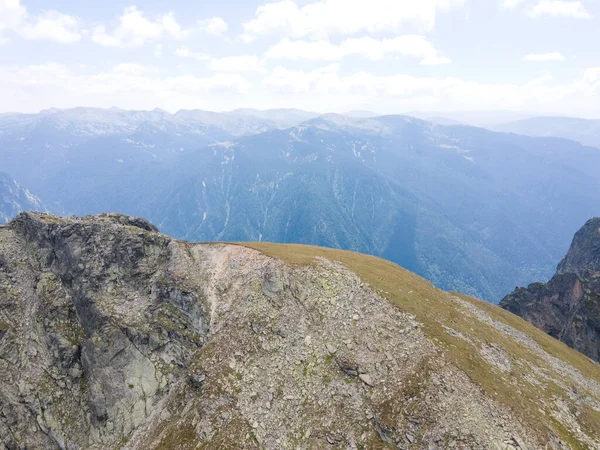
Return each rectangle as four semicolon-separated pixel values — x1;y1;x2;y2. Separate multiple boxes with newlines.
1;212;600;449
501;218;600;362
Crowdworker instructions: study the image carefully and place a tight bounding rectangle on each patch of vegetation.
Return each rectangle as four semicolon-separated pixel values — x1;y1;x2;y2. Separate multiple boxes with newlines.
251;278;261;294
579;406;600;443
399;357;434;401
458;294;600;383
37;214;65;224
155;421;197;450
112;436;129;450
548;417;587;450
197;415;258;449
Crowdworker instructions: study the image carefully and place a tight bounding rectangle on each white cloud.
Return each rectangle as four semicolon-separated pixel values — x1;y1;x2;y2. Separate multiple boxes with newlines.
261;63;600;115
1;61;599;116
198;17;228;36
242;0;466;41
0;62;71;86
0;0;80;43
165;73;252;95
265;36;451;65
529;1;592;18
175;46;210;61
91;9;229;47
208;55;266;73
502;0;528;8
0;0;27;32
19;11;81;44
0;63;252;112
176;51;265;73
265;64;340;93
583;67;600;85
523;52;565;61
266;39;341;61
155;44;163;58
113;63;150;75
92;6;188;47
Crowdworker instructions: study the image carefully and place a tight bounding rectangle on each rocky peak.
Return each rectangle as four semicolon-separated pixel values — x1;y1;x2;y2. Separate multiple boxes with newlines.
557;217;600;275
12;211;159;235
501;218;600;362
1;213;599;449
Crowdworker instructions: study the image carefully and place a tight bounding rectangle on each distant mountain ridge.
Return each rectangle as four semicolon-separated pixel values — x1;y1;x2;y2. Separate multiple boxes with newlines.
493;116;600;148
1;108;600;301
407;110;538;127
0;107;320;139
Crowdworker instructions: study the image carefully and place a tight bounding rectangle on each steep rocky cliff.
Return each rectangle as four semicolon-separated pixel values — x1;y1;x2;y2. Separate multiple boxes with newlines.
1;213;600;449
501;218;600;362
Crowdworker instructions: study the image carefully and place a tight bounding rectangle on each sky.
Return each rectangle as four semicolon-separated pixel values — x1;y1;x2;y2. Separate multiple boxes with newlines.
0;0;599;117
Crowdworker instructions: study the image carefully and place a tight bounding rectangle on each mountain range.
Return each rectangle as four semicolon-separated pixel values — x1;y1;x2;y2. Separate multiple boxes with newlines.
493;116;600;148
1;107;600;301
408;110;537;127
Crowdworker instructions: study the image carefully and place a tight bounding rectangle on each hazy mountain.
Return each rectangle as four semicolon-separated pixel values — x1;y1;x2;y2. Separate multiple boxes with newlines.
493;116;600;148
141;115;600;302
0;172;45;223
342;110;380;118
172;108;320;135
423;117;466;126
2;212;598;449
408;110;538;127
172;109;277;136
228;108;320;127
0;107;318;196
2;108;600;302
0;107;171;137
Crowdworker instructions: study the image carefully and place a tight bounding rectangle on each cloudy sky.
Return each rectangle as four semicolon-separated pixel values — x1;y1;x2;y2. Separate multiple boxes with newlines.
1;0;599;116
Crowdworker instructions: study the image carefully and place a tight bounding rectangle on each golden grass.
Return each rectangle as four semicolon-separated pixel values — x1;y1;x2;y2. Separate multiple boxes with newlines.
240;242;600;447
456;293;600;383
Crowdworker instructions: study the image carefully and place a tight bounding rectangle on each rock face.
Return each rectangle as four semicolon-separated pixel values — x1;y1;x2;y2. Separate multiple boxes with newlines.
501;218;600;362
1;212;600;449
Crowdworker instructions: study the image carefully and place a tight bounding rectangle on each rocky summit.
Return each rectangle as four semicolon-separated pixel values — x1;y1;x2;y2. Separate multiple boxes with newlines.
501;218;600;363
1;213;600;449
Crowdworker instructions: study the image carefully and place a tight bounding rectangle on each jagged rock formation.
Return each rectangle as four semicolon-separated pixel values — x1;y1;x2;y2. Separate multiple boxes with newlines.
1;212;600;449
501;218;600;362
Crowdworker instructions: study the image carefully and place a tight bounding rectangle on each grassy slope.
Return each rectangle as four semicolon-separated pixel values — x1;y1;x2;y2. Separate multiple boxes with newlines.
242;242;600;448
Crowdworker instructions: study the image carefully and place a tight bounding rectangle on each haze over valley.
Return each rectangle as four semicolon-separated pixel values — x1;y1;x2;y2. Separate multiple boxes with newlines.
2;107;600;302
